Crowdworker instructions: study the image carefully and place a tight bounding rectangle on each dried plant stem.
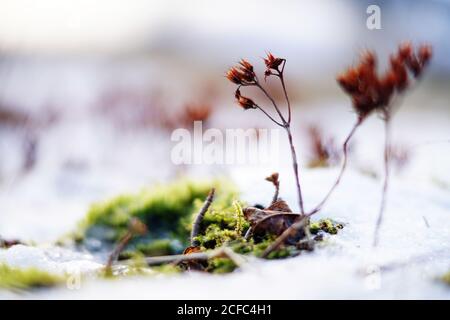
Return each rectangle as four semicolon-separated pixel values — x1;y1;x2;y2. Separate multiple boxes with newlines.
253;79;305;215
286;126;305;214
278;63;291;124
308;118;363;215
271;183;279;204
255;81;287;124
106;232;132;270
255;105;284;126
121;247;245;268
191;188;215;247
373;118;391;246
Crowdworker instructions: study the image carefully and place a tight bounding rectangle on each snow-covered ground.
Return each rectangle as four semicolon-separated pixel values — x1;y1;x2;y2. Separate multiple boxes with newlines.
0;91;449;299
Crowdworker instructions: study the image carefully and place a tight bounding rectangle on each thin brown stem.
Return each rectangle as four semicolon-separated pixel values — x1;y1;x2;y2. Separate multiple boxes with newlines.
255;105;284;127
253;80;305;215
308;118;363;215
286;125;305;215
373;118;391;247
255;81;287;125
271;182;279;204
279;72;291;124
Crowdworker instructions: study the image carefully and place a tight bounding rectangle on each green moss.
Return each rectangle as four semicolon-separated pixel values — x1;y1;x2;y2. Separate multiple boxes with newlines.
71;178;239;256
120;239;178;259
309;219;343;235
67;177;346;276
0;263;63;290
207;257;237;274
216;237;294;261
192;198;249;249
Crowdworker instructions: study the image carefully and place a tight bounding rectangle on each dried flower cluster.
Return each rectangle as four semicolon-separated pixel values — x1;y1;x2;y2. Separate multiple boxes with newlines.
264;53;285;79
337;42;432;120
226;59;257;86
336;42;432;246
226;53;304;216
226;43;432;253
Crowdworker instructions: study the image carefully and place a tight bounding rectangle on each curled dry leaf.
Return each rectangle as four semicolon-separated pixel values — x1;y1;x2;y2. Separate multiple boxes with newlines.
243;200;303;244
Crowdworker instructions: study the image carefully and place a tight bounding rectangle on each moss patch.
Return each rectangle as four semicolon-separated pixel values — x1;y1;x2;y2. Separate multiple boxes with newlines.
69;178;344;275
309;219;344;236
193;200;249;249
71;178;239;257
0;263;63;291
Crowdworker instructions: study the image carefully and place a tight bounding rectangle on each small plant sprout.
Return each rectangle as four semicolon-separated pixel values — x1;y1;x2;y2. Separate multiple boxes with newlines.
332;42;432;246
226;54;305;215
265;172;280;204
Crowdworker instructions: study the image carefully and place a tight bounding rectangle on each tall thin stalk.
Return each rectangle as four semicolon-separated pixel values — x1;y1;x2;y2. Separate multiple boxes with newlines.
227;56;305;215
308;118;363;215
254;79;305;215
373;118;391;246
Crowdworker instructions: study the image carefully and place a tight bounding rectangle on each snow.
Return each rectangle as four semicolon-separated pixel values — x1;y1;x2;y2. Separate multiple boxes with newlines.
0;245;102;276
0;90;449;299
1;159;449;299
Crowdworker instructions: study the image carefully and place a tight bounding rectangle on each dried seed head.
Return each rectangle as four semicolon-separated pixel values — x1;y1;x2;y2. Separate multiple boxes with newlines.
239;59;254;73
264;52;284;71
418;45;432;66
128;217;148;236
337;42;432;119
265;172;279;186
264;69;273;81
398;42;413;60
226;60;256;85
235;88;257;110
389;54;408;91
226;67;245;85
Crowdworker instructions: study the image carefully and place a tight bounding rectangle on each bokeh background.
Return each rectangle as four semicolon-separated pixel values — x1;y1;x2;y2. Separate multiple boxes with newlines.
0;0;449;242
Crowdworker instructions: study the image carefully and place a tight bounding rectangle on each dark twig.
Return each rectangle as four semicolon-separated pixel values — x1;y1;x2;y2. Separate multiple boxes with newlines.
191;188;215;247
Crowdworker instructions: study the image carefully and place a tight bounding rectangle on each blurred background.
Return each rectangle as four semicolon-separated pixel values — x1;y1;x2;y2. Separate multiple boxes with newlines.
0;0;449;242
